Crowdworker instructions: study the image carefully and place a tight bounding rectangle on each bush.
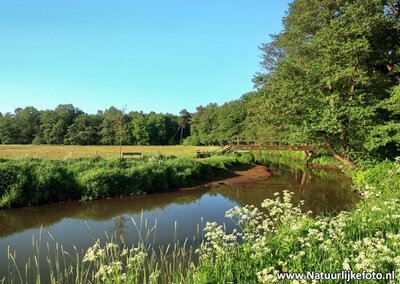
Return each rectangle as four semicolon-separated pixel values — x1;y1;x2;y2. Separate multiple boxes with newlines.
166;158;212;187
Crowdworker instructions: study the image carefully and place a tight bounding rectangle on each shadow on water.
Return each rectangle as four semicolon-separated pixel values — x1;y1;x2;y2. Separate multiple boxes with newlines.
0;162;358;279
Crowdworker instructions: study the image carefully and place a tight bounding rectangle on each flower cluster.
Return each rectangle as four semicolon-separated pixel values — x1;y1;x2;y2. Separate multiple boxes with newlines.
197;188;400;283
83;240;147;282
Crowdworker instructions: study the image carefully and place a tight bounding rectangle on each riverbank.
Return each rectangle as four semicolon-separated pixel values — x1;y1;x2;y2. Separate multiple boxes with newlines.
179;164;270;190
185;155;400;283
0;154;255;209
2;155;358;284
0;151;349;209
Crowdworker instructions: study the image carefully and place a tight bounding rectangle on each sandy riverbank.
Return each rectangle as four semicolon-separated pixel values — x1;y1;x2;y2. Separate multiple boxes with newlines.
179;164;271;191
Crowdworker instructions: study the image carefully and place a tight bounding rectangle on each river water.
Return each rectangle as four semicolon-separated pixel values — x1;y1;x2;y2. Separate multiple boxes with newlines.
0;163;358;278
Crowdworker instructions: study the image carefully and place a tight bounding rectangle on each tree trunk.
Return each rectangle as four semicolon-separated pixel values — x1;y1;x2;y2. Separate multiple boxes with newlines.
180;125;184;145
321;135;356;170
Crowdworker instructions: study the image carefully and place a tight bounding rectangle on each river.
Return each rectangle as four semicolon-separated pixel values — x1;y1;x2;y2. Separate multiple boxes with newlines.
0;163;358;279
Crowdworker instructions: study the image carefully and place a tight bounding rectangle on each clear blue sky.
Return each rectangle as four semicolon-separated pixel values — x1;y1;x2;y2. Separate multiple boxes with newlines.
0;0;290;115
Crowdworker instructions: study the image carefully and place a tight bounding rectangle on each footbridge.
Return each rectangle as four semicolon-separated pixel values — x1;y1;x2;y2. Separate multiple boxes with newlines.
230;138;326;152
196;137;327;158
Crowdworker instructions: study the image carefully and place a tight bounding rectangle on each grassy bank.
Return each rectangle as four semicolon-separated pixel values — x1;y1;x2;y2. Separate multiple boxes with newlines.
175;157;400;283
188;157;400;283
0;153;254;209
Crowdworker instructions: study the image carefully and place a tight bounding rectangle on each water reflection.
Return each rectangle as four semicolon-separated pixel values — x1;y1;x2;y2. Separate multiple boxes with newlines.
213;165;357;215
0;189;209;238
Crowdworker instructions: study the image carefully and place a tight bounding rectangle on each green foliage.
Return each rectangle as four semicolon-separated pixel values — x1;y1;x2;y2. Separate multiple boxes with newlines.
30;162;79;204
31;136;45;145
0;155;251;209
193;160;400;283
366;84;400;158
99;106;125;145
201;152;255;170
185;96;276;146
308;153;341;167
0;105;183;146
253;0;400;162
256;152;307;171
0;160;79;208
129;114;150;145
0;163;31;208
352;159;400;194
64;114;100;145
78;168;131;199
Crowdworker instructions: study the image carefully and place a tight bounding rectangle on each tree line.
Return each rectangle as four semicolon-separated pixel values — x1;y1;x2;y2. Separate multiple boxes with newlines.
0;105;191;145
0;98;271;147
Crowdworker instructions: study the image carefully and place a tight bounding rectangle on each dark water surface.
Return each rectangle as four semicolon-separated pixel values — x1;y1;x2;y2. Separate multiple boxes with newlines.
0;163;358;278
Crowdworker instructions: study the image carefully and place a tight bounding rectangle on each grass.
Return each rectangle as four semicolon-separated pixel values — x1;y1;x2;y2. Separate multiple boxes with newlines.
4;214;205;284
0;153;255;209
0;145;215;159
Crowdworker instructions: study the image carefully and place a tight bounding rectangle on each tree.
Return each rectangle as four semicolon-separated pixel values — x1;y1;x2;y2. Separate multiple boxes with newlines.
254;0;400;166
163;113;180;145
187;104;218;145
147;113;167;145
0;113;18;144
64;114;100;145
14;107;40;144
214;100;246;144
130;114;150;145
178;109;191;145
99;107;123;145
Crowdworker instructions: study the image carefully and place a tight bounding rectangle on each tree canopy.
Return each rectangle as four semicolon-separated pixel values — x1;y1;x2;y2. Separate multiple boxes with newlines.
0;105;183;146
250;0;400;164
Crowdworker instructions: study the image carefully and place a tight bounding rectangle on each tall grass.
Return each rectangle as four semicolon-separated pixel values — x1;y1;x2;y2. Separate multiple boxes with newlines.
0;154;253;209
4;213;206;284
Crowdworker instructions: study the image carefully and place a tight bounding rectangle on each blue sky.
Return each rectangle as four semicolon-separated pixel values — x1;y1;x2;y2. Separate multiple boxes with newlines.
0;0;290;115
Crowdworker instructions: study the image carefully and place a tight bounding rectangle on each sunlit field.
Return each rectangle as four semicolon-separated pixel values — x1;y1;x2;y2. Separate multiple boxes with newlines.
0;145;215;159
